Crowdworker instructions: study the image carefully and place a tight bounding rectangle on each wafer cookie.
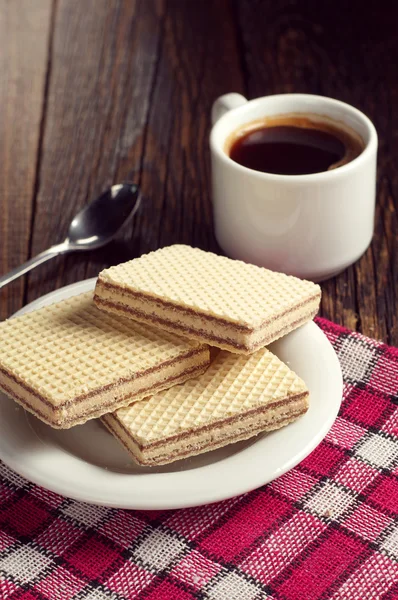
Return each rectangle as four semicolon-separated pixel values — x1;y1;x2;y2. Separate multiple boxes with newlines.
102;348;309;466
94;245;321;353
0;293;209;428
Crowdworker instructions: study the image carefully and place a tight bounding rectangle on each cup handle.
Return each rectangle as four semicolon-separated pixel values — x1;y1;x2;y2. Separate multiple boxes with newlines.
211;93;248;125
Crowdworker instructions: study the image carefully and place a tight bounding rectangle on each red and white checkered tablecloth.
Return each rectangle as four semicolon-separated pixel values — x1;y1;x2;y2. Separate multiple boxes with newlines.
0;317;397;600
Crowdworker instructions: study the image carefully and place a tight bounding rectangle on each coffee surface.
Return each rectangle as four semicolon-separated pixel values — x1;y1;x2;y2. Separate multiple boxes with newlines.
228;115;364;175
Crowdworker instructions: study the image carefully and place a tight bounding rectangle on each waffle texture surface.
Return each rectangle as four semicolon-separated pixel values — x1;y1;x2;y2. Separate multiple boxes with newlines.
0;319;396;599
105;348;309;464
0;292;208;426
96;245;320;328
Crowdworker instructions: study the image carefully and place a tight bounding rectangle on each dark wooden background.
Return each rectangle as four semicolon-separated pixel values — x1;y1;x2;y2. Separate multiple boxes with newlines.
0;0;397;344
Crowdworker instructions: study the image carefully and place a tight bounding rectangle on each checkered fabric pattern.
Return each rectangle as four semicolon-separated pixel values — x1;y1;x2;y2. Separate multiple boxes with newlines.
0;318;397;600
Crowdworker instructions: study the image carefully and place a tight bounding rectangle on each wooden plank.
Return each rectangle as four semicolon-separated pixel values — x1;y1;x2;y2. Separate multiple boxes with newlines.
20;0;397;344
233;0;398;344
26;0;245;302
26;0;166;301
137;0;244;256
0;0;53;318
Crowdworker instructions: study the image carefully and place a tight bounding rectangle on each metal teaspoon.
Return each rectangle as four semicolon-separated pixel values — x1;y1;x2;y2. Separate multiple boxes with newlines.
0;182;140;289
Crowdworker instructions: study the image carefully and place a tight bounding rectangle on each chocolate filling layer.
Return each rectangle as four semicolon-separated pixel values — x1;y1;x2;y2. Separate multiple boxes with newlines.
146;412;306;464
95;297;313;351
95;280;320;332
0;346;207;409
0;361;209;427
107;391;308;450
104;405;307;466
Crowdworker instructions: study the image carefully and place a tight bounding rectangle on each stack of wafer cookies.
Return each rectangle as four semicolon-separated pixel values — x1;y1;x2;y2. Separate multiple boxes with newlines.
0;245;321;465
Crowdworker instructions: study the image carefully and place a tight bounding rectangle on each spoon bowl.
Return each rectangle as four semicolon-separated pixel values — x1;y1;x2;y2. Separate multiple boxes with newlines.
67;183;140;249
0;182;140;289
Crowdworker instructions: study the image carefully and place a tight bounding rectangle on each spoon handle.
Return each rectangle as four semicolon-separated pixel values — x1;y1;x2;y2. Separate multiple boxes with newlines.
0;243;69;290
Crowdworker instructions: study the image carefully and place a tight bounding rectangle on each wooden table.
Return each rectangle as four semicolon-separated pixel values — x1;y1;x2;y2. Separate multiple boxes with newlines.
1;0;397;344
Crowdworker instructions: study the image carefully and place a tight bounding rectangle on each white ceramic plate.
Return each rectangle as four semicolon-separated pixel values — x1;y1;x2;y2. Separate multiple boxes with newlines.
0;279;343;509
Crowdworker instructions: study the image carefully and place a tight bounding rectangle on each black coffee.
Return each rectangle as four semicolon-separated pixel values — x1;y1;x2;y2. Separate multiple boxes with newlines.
228;116;364;175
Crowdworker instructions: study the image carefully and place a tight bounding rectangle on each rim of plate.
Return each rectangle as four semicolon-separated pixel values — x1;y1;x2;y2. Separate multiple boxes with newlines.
0;279;343;509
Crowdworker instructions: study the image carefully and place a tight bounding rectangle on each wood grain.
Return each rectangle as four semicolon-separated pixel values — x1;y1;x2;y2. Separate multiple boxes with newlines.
25;0;166;301
137;0;244;254
0;0;53;318
1;0;397;345
26;0;245;298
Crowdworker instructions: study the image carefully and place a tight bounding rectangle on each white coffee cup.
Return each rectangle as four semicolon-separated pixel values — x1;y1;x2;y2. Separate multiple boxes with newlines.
210;93;378;281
